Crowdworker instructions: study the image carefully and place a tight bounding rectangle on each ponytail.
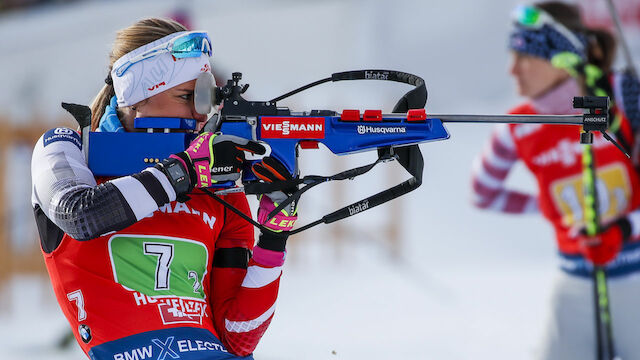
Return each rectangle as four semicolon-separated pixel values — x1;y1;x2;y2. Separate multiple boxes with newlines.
89;82;115;131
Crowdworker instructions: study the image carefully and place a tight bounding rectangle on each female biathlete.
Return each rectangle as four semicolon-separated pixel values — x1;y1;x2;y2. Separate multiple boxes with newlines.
470;2;640;359
31;18;295;360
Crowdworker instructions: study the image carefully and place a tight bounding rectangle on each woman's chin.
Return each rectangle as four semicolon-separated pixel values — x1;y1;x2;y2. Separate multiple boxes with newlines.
515;85;528;97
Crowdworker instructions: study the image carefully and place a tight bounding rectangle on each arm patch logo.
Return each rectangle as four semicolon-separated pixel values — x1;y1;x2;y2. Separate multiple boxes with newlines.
43;128;82;150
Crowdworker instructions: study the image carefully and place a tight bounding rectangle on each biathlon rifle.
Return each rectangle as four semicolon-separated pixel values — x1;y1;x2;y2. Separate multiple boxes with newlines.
70;69;624;234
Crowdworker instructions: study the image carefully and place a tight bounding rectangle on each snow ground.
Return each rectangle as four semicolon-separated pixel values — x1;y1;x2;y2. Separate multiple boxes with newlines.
1;0;639;359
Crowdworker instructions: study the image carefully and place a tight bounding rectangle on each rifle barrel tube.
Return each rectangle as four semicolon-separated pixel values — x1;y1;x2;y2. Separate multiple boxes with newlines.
431;114;583;125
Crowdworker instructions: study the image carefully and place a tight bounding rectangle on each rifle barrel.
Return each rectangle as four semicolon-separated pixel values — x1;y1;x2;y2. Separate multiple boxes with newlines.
431;114;583;125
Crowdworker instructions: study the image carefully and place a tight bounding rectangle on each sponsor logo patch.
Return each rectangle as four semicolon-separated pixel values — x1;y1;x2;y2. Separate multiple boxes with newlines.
147;81;166;91
211;166;233;174
348;200;369;215
112;335;228;360
357;125;407;135
158;298;207;325
261;117;325;139
533;134;611;167
132;292;209;326
365;70;390;80
79;324;92;344
42;127;81;149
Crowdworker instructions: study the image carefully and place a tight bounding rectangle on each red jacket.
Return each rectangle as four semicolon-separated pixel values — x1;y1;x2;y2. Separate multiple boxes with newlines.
507;103;640;254
44;190;278;358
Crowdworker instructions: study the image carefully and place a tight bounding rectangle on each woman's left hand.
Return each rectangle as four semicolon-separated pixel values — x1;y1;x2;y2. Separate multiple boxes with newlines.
172;132;266;188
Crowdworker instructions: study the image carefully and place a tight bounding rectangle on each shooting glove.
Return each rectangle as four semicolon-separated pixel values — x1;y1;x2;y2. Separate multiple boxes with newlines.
157;132;265;197
252;156;298;232
575;217;631;266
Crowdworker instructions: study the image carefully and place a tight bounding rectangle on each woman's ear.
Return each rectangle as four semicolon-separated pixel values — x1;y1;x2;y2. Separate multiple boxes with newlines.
117;106;137;132
119;99;150;131
131;98;148;112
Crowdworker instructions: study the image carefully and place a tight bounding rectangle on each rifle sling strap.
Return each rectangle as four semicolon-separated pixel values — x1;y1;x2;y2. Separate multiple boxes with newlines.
203;144;423;235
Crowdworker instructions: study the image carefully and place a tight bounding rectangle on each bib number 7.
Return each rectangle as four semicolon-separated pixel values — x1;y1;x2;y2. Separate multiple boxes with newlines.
109;235;209;299
143;243;174;290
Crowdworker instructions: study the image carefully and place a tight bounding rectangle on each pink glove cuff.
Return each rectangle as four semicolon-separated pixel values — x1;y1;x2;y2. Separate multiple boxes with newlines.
192;159;212;188
185;133;214;188
252;247;286;267
258;196;297;232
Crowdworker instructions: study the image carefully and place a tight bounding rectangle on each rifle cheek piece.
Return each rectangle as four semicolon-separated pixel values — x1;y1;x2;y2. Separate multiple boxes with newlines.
194;71;217;115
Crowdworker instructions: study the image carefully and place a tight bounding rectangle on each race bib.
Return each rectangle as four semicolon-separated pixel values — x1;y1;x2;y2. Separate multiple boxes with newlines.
550;163;631;227
109;235;208;299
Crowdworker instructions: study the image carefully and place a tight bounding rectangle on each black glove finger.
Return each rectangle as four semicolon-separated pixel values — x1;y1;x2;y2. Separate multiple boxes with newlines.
235;140;266;155
261;156;292;180
252;157;298;195
252;162;281;183
213;135;267;155
233;150;246;173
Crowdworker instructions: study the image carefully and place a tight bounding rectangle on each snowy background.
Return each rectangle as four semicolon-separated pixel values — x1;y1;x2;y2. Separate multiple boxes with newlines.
0;0;639;359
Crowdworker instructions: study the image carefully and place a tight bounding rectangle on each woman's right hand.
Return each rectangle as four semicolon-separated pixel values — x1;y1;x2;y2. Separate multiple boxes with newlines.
252;156;298;232
572;217;631;266
171;132;266;188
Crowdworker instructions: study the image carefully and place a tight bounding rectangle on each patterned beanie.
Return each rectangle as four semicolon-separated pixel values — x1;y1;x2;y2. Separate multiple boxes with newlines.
509;24;588;62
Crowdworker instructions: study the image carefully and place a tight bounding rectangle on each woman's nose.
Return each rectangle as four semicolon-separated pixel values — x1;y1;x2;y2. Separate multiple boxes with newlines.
191;104;208;123
509;58;519;76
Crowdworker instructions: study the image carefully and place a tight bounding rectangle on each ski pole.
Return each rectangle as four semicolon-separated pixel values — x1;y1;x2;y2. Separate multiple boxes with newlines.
604;0;638;78
581;131;620;360
593;4;635;357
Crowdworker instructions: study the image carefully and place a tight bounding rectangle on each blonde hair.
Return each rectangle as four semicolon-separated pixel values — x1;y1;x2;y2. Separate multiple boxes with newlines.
89;18;187;130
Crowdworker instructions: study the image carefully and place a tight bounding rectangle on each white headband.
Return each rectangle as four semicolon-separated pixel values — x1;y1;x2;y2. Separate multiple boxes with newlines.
111;31;212;107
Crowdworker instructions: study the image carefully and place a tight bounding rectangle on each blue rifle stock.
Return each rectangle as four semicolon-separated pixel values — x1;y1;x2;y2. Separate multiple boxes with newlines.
218;110;450;183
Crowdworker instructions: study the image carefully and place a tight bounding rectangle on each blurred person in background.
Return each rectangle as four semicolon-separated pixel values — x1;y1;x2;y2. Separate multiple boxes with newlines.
31;17;298;360
470;1;640;359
